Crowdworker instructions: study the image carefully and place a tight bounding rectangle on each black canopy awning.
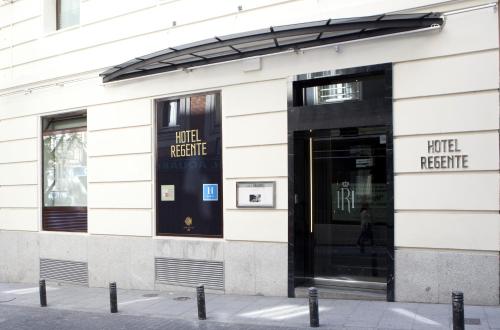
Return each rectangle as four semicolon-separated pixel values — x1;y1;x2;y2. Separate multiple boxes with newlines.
101;13;443;83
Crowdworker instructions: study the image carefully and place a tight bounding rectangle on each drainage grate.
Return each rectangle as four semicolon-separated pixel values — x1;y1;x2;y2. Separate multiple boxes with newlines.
465;318;481;325
40;258;88;286
155;257;224;290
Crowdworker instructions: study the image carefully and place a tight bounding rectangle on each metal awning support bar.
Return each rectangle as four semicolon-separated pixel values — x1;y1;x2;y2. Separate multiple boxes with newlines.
443;2;497;16
300;24;443;53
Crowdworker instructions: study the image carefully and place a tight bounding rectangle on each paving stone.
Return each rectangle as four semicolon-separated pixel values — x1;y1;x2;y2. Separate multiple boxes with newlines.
0;282;499;329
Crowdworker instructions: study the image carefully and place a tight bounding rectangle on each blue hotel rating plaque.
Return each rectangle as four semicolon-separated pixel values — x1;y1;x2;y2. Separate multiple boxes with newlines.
203;184;218;201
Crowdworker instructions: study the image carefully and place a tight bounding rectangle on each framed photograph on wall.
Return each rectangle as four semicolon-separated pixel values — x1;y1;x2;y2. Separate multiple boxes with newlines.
236;181;275;208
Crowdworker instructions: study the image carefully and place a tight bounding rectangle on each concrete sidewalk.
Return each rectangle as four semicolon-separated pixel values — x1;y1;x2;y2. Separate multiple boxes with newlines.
0;282;498;329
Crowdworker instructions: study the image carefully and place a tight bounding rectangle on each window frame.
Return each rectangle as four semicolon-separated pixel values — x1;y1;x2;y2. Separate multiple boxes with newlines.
56;0;80;31
41;111;88;233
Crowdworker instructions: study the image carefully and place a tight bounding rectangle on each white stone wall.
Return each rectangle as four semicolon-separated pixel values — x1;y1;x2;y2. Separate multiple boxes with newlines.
87;99;153;236
393;34;500;253
222;79;288;243
390;6;500;304
0;116;39;231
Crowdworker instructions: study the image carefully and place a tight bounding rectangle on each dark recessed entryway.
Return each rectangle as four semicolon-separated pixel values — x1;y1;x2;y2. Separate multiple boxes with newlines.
287;64;394;301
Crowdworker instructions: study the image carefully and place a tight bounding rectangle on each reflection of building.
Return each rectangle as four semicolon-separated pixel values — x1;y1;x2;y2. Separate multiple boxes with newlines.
0;0;499;305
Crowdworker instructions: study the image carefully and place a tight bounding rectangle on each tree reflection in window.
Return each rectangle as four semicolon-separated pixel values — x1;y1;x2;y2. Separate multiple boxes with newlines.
43;131;87;207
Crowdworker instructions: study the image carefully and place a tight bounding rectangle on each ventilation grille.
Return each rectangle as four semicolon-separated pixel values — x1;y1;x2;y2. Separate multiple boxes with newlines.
40;258;88;286
155;257;224;290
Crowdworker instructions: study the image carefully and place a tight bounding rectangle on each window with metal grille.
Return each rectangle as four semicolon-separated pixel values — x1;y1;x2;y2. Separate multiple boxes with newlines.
304;81;362;105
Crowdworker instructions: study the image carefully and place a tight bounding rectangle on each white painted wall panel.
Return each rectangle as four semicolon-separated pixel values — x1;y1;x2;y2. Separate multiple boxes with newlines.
413;0;496;13
223;80;287;117
79;0;242;45
80;0;156;25
395;212;499;251
0;116;37;141
0;0;39;29
88;181;151;209
394;50;499;99
87;99;151;131
8;18;39;48
162;0;236;27
0;139;37;163
223;111;287;147
88;209;152;236
395;173;499;211
393;91;500;136
0;161;37;185
0;208;38;231
225;177;287;210
223;144;287;178
0;185;37;207
224;210;287;242
0;76;102;120
0;26;11;50
394;132;499;173
394;91;499;136
88;153;151;183
0;49;9;68
87;126;151;156
9;14;155;69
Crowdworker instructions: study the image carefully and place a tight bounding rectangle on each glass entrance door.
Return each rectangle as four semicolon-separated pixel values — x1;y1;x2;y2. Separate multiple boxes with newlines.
298;126;390;292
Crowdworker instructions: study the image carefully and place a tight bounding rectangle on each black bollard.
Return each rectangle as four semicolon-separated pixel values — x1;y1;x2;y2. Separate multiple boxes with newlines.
39;279;47;307
308;287;319;327
196;285;206;320
109;282;118;313
452;291;464;330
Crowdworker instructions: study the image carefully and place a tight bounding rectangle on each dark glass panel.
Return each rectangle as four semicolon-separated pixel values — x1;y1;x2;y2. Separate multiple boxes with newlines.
311;127;388;283
156;93;222;237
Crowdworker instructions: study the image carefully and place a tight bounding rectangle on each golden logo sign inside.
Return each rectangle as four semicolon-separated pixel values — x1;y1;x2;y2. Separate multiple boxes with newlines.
184;216;194;232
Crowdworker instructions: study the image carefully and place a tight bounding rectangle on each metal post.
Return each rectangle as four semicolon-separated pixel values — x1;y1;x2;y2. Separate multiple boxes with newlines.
452;291;464;330
308;287;319;327
196;285;206;320
39;279;47;307
109;282;118;313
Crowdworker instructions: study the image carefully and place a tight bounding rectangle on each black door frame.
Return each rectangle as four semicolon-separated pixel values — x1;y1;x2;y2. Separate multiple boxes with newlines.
287;63;394;301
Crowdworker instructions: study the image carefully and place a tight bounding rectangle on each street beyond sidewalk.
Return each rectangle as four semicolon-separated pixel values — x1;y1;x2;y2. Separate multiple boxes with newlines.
0;282;498;329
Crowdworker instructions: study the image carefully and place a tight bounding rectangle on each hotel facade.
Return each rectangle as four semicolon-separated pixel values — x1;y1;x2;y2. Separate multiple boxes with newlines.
0;0;499;305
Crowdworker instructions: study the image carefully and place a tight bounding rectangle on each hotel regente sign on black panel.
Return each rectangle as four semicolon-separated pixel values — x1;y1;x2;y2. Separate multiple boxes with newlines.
156;92;223;237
